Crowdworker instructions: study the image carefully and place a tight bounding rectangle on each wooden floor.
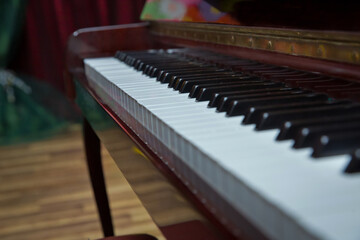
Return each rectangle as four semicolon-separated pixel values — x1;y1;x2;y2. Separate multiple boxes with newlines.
0;125;164;240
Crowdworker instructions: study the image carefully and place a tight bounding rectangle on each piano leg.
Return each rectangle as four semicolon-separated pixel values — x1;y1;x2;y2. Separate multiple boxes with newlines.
83;118;114;237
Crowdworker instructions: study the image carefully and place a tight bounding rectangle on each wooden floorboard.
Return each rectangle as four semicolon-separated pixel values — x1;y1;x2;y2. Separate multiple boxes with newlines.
0;125;164;240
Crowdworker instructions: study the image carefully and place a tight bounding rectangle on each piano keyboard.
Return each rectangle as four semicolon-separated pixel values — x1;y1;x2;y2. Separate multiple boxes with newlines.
84;49;360;240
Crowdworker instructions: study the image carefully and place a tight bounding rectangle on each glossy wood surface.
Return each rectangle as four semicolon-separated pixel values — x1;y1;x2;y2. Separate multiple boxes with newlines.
66;22;154;71
74;78;241;239
65;22;163;99
65;21;360;240
83;119;114;237
74;72;268;240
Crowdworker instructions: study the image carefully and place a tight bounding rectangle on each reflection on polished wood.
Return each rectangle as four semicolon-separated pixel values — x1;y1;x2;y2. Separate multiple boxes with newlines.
97;127;205;228
74;76;227;239
0;125;164;240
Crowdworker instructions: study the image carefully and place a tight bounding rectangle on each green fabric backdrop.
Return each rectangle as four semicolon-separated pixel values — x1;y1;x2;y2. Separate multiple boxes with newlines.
0;0;77;145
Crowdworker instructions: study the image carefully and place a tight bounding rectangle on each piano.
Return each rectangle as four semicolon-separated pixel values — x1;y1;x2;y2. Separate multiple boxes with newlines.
65;3;360;240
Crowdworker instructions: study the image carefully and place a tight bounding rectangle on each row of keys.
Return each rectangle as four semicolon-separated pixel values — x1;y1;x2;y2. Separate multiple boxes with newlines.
174;48;360;100
84;56;360;240
115;49;360;173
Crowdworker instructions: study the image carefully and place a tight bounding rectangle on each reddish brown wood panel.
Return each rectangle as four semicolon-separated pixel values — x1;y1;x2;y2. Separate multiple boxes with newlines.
64;22;163;99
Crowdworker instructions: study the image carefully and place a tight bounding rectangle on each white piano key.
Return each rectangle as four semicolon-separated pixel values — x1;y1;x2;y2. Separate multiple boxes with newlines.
84;57;360;240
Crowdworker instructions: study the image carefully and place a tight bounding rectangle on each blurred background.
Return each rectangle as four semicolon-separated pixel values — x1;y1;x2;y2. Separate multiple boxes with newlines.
1;0;145;145
0;0;248;239
0;1;167;240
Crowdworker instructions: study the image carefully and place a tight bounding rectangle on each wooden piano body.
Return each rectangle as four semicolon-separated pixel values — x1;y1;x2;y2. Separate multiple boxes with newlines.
65;16;360;240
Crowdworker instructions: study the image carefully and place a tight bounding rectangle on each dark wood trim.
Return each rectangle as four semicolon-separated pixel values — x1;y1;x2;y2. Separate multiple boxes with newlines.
65;22;162;100
83;118;114;237
66;22;153;71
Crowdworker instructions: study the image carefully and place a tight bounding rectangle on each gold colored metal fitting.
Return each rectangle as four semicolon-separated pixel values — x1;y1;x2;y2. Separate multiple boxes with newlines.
290;45;295;53
150;21;360;65
248;38;253;47
317;47;323;56
352;51;360;62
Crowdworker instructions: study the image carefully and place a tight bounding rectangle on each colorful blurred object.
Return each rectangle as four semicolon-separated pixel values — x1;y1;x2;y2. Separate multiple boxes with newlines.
141;0;240;24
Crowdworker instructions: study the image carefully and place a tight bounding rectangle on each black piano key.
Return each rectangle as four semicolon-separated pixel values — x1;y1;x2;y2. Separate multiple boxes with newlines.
134;54;171;65
168;70;232;87
216;88;301;112
137;56;179;62
192;82;284;100
276;114;360;141
157;64;207;82
115;51;128;61
208;86;289;108
155;62;209;69
312;131;360;158
133;57;166;70
174;75;252;91
143;61;190;75
179;78;262;93
256;103;360;130
344;149;360;173
124;56;136;66
148;63;196;77
293;121;360;149
158;66;214;82
156;66;208;80
223;90;309;115
134;60;145;71
242;97;332;125
189;82;267;100
116;49;360;162
143;64;157;75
